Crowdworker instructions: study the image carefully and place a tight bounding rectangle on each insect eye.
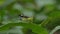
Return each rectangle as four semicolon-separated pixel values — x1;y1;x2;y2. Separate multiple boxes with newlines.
19;14;23;16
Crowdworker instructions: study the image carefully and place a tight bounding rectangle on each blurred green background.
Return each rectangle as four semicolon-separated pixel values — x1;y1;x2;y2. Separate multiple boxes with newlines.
0;0;60;34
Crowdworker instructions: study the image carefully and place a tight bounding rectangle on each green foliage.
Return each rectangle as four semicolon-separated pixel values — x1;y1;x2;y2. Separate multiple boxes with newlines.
45;11;60;30
0;23;48;34
0;0;5;5
0;0;60;34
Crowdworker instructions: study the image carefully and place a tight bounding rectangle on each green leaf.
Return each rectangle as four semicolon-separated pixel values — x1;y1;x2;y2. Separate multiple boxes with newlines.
0;0;5;5
0;23;48;34
0;9;5;23
41;11;60;30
